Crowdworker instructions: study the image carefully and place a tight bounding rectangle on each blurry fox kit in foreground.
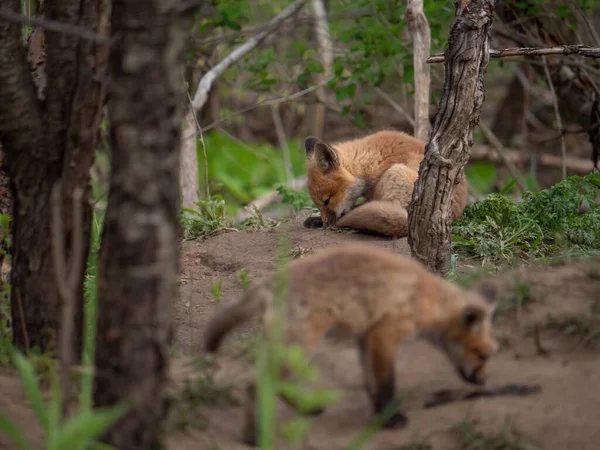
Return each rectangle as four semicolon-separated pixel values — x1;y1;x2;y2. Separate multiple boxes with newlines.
303;130;469;238
204;244;499;446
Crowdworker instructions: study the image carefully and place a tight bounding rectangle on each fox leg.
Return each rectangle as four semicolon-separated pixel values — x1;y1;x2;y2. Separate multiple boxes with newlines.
242;318;330;446
358;317;413;429
335;164;418;238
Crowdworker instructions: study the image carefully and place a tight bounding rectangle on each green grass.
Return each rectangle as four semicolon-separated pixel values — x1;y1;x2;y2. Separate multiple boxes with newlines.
198;131;309;215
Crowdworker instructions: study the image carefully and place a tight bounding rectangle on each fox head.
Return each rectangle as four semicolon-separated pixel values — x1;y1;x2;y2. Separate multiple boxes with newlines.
435;283;499;386
304;136;362;226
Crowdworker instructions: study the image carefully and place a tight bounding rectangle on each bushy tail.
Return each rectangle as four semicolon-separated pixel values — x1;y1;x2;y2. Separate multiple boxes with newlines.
204;283;269;353
335;201;409;238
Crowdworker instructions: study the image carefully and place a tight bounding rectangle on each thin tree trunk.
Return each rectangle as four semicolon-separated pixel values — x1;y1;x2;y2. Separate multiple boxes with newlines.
93;0;193;447
406;0;431;142
407;0;495;275
310;0;333;138
0;0;109;354
179;109;200;208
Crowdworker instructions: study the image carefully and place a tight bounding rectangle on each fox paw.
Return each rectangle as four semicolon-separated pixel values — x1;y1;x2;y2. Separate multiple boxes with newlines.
304;216;323;228
382;412;408;429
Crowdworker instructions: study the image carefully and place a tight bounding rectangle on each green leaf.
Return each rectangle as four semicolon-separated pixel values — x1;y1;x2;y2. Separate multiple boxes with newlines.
11;351;48;430
0;416;33;450
465;162;498;195
46;373;62;450
53;402;130;450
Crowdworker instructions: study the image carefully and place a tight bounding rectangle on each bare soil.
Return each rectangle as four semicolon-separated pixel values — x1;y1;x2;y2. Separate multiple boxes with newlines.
2;219;600;450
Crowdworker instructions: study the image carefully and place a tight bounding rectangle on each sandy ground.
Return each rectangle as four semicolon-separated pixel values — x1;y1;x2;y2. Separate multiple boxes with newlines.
2;219;600;450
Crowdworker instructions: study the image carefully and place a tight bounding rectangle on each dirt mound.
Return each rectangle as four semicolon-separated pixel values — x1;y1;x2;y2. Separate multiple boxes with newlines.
2;219;600;450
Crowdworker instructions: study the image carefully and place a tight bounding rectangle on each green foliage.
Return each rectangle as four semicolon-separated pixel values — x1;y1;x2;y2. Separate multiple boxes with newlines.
0;350;128;450
453;173;600;262
197;132;308;215
274;183;315;213
181;196;230;239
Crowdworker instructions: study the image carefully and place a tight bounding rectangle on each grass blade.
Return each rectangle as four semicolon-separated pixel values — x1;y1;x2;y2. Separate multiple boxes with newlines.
0;416;33;450
11;350;48;430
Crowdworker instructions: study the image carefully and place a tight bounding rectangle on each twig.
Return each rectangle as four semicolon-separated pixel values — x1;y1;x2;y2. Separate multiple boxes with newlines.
51;182;85;418
270;104;293;184
406;0;431;141
478;122;529;193
542;56;568;180
0;6;109;44
191;0;308;111
374;87;415;127
200;76;335;133
186;92;209;198
427;44;600;63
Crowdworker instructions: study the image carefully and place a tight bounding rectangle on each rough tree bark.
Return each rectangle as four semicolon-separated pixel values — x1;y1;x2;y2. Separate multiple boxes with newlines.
406;0;432;142
0;0;109;354
93;0;194;448
407;0;495;275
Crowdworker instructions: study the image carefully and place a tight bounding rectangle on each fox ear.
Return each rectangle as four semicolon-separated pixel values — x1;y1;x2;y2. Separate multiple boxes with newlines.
314;141;340;172
461;305;485;329
477;282;497;305
304;136;320;156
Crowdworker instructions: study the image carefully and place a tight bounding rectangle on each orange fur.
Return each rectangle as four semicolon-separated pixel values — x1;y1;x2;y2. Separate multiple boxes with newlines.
204;244;498;446
303;130;469;237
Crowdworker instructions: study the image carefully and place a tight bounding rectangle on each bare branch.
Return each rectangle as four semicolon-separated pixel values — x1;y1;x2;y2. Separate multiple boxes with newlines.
406;0;431;141
374;87;415;127
0;6;109;43
542;56;568;179
270;103;293;184
428;45;600;63
191;0;308;111
470;146;594;175
186;92;209;199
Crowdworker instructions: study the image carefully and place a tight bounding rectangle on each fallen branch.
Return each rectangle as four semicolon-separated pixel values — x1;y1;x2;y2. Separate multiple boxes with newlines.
428;44;600;63
0;6;109;43
234;177;307;223
191;0;308;111
470;146;594;174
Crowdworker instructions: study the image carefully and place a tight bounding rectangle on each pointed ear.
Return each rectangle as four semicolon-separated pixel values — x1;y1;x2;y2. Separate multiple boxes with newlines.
314;141;340;172
477;282;497;305
461;305;485;329
304;136;320;156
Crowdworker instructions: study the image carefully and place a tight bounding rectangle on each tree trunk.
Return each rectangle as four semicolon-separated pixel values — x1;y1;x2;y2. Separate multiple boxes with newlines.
179;109;200;208
93;0;193;448
0;0;109;354
406;0;432;142
407;0;495;275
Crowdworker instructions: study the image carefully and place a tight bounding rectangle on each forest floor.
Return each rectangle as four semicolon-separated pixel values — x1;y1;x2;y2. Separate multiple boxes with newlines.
2;219;600;450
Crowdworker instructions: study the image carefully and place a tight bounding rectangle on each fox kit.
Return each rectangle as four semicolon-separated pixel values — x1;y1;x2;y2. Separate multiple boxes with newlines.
303;130;469;238
204;244;498;446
